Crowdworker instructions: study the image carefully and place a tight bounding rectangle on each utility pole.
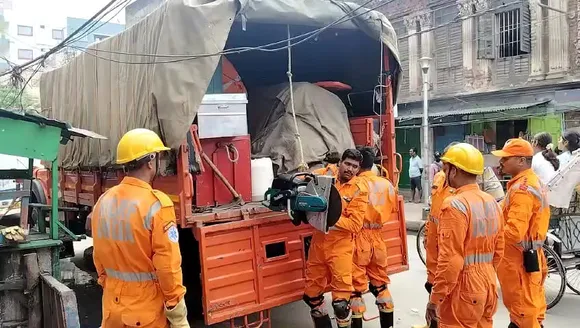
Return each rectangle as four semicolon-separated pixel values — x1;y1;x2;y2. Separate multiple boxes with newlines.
420;57;432;206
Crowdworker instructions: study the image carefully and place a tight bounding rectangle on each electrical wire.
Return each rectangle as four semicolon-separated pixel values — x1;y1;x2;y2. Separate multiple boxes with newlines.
41;0;130;64
63;0;564;68
62;0;395;64
0;0;122;78
66;0;130;45
64;0;131;47
0;63;38;107
0;0;129;108
6;62;43;110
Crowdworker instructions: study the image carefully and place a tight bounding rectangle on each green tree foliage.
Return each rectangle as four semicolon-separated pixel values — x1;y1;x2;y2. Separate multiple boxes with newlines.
0;86;37;110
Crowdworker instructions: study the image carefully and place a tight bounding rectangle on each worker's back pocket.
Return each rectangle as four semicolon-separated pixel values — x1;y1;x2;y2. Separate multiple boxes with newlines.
121;311;159;327
353;235;372;266
452;292;487;326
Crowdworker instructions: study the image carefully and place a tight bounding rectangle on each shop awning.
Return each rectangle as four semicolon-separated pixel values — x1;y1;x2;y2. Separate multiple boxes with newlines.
396;100;550;120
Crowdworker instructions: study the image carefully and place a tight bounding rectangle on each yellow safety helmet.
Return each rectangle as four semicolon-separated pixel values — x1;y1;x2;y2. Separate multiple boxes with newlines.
116;128;170;164
440;143;484;175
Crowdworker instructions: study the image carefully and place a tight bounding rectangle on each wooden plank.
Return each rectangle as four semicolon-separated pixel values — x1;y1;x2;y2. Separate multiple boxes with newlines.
0;252;26;326
0;278;26;291
40;274;81;328
24;253;42;328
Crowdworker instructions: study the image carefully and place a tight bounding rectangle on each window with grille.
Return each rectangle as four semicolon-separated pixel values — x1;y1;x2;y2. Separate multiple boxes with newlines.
496;9;527;58
477;3;530;59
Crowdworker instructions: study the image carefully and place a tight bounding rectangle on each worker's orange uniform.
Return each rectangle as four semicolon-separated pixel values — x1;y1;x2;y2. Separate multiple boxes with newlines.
430;184;505;327
350;171;397;318
92;177;186;328
304;175;369;326
425;171;455;288
497;169;550;328
312;164;339;177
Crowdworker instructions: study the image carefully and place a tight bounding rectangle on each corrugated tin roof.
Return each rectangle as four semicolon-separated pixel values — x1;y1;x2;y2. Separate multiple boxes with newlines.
396;100;550;120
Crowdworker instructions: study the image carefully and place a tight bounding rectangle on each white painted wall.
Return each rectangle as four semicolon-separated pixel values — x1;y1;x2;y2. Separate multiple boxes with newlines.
2;0;66;65
1;0;127;66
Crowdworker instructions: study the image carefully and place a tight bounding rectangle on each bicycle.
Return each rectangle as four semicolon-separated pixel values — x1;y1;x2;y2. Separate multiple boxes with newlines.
417;220;427;266
542;238;567;310
416;223;566;309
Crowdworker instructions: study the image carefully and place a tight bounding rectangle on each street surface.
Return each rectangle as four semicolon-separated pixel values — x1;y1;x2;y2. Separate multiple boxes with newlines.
73;232;580;327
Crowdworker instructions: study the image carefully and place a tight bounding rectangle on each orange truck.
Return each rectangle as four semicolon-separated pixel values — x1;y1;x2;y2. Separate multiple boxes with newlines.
33;0;408;326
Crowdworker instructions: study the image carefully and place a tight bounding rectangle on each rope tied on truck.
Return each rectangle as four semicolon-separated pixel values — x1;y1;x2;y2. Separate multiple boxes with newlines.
286;25;309;172
225;143;239;163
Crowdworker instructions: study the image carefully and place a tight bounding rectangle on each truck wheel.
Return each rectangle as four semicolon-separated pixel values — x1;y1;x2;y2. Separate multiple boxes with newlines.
28;180;48;229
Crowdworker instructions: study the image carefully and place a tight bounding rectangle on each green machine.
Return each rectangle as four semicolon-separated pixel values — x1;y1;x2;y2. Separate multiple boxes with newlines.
0;108;105;327
262;172;342;233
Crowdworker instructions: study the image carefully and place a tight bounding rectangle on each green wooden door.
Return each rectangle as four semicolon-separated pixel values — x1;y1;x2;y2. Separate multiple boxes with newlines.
528;114;563;144
395;127;421;189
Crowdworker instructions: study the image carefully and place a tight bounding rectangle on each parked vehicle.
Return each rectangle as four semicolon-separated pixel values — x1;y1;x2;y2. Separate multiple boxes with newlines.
34;0;409;326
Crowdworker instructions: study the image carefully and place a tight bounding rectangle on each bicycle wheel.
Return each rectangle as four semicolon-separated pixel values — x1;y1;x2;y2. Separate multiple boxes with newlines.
416;222;427;266
565;261;580;295
543;244;566;310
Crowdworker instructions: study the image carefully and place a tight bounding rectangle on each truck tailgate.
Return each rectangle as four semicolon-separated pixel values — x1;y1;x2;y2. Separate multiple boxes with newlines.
384;196;409;274
195;199;409;325
195;212;312;325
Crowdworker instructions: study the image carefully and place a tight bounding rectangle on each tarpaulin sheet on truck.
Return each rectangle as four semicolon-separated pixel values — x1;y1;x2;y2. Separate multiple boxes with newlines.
39;0;401;169
248;82;355;174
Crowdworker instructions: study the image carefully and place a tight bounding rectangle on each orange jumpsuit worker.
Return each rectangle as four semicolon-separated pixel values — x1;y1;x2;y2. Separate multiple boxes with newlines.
349;147;397;328
304;149;369;328
312;151;341;176
312;163;338;177
492;138;550;328
91;128;189;328
425;142;459;296
427;143;505;328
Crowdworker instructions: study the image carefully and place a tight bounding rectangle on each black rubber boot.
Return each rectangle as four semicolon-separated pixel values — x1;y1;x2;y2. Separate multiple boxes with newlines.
312;314;333;328
351;317;363;328
379;311;394;328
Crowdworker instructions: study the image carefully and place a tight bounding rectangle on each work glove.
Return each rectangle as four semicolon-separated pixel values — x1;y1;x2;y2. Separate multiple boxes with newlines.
0;226;27;242
165;298;190;328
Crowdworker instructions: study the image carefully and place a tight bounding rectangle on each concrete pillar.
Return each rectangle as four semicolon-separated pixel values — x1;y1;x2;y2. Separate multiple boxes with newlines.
405;15;420;93
547;0;569;78
457;0;475;72
474;0;493;88
529;0;546;80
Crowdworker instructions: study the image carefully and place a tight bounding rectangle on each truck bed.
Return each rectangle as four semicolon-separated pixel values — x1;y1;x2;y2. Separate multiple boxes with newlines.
191;196;408;324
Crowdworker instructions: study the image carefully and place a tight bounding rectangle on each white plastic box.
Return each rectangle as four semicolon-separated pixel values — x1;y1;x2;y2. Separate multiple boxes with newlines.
197;93;248;139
